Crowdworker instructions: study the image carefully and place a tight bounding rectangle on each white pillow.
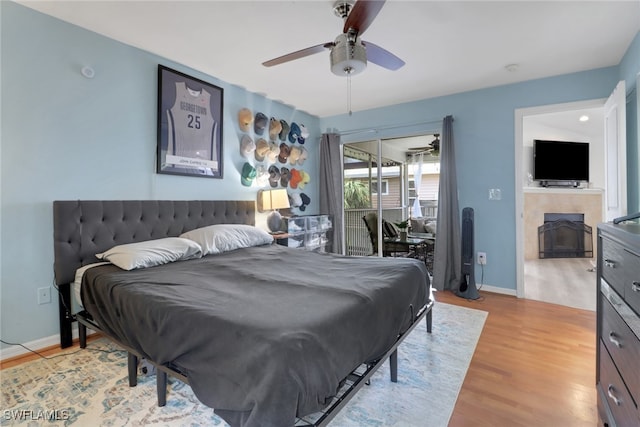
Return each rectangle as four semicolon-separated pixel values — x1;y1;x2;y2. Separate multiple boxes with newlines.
96;237;202;270
180;224;273;255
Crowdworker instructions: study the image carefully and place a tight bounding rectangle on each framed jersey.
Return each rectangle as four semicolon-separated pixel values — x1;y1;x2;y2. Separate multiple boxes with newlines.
157;65;224;178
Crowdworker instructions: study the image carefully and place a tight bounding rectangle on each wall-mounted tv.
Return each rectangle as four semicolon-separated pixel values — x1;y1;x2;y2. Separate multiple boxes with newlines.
533;139;589;186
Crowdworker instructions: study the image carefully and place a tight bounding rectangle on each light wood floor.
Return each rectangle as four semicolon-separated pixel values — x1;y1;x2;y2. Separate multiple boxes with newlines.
3;291;598;427
436;289;597;427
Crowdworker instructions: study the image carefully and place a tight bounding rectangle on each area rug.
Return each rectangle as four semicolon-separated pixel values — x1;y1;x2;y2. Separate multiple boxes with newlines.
1;302;487;427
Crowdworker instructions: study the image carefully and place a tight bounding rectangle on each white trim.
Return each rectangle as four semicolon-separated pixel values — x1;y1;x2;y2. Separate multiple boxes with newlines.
0;325;97;361
372;179;389;196
478;284;517;296
514;98;606;300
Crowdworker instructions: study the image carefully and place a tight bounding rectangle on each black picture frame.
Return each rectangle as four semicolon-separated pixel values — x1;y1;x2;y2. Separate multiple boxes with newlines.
157;65;223;178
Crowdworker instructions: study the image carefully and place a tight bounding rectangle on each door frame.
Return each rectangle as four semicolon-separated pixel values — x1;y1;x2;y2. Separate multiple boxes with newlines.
514;98;605;298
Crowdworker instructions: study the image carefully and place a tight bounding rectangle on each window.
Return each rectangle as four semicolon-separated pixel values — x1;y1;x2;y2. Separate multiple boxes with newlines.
371;180;389;196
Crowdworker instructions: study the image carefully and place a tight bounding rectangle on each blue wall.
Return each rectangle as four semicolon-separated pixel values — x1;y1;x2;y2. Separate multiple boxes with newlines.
0;2;320;348
1;1;638;348
322;32;639;293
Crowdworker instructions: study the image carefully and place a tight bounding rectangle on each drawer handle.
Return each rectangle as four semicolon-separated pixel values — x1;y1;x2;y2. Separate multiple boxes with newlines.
604;259;616;268
632;281;640;292
607;385;621;406
608;332;622;348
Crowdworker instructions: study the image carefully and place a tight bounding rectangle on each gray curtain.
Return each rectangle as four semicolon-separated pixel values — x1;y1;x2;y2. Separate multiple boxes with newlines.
432;116;461;291
319;133;344;254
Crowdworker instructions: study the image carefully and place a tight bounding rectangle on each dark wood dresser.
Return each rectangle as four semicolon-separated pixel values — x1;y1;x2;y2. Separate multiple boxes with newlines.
597;222;640;427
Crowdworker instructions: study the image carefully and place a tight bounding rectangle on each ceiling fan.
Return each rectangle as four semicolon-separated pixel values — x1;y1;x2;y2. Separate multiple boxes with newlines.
408;134;440;156
262;0;405;77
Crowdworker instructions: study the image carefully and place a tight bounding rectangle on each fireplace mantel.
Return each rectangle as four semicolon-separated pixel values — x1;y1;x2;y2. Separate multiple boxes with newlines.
524;188;603;260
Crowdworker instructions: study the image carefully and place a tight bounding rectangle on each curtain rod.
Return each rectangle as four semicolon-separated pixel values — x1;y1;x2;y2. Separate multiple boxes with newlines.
336;116;452;137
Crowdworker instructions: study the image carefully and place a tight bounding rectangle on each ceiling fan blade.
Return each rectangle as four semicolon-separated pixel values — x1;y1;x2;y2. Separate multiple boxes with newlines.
362;40;405;70
262;43;332;67
343;0;386;35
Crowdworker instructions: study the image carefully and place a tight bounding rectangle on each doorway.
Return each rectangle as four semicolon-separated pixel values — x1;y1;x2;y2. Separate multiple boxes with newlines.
342;134;440;257
515;99;605;311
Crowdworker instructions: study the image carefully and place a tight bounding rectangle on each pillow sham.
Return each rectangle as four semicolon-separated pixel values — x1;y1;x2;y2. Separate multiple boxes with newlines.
95;237;202;271
180;224;274;255
73;262;110;307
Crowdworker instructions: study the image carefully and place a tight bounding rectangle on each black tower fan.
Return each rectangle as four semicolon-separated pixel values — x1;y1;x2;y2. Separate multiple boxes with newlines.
456;207;480;300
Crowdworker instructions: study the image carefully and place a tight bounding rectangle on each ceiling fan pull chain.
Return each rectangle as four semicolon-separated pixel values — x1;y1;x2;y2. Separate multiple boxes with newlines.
347;72;353;116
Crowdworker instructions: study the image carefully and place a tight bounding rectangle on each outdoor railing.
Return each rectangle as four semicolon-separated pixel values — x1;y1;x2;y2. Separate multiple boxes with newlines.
344;208;405;256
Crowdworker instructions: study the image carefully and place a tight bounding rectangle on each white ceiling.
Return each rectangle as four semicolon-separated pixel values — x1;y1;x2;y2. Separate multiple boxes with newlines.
18;0;640;118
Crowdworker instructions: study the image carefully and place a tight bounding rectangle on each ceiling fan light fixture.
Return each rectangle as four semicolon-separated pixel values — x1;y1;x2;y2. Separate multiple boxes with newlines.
330;34;367;76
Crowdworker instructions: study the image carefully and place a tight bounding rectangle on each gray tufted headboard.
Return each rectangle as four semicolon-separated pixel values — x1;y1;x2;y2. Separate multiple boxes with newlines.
53;200;255;286
54;200;255;348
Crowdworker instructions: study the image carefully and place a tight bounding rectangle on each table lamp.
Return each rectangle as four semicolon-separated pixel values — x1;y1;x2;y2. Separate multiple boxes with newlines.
258;189;290;232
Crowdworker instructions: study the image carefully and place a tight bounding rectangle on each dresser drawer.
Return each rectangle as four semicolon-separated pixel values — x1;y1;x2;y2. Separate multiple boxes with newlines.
599;341;639;427
621;249;640;315
601;296;640;400
602;238;630;298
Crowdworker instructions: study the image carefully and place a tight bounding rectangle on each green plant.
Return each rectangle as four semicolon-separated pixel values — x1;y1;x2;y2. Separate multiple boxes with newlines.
394;220;408;230
344;180;370;209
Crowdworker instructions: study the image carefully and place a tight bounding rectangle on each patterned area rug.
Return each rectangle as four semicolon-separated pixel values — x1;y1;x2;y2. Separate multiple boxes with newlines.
1;302;486;427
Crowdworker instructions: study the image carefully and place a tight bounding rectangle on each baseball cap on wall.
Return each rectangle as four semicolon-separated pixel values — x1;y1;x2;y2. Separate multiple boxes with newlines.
298;124;309;144
254;138;269;162
269;118;282;141
238;108;253;132
254;112;268;135
279;120;290;141
288;122;301;144
240;135;255;158
241;162;256;187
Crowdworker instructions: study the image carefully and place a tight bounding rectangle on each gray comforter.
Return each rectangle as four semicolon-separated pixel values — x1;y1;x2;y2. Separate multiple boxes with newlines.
81;244;430;427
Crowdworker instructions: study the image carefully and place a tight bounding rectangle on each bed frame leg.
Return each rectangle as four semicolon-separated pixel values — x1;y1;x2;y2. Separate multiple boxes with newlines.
79;323;87;348
128;353;138;387
157;371;167;407
58;283;73;349
389;349;398;383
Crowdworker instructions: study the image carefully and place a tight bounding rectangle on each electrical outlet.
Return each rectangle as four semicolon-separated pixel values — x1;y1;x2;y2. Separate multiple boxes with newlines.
37;286;51;305
477;252;487;265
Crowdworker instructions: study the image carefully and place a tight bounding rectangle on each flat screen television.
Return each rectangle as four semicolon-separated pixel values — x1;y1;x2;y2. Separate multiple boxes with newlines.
533;139;589;185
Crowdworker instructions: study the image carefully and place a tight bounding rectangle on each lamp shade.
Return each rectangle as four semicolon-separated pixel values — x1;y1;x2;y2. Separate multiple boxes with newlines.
258;189;290;212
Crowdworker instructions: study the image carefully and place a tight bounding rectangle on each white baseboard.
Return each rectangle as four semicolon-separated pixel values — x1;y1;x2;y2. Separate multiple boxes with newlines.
1;325;96;361
477;283;517;296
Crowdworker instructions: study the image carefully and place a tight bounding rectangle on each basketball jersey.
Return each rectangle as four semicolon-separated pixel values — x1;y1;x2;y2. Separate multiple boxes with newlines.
167;82;217;163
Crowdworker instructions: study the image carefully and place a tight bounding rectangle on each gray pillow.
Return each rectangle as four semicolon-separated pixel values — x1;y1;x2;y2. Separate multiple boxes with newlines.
410;218;428;233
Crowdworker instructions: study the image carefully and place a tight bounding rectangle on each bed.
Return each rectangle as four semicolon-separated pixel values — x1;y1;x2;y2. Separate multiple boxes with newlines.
53;200;433;427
